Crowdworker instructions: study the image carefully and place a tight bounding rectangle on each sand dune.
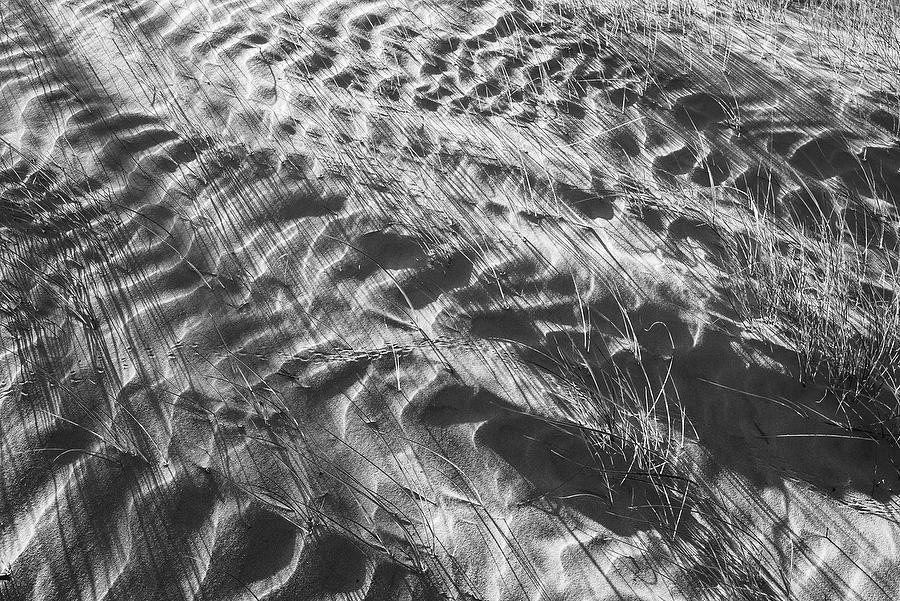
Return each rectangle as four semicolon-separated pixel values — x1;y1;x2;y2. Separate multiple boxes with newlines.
1;0;900;599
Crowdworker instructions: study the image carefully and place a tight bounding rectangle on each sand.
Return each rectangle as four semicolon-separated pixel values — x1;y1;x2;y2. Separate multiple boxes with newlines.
1;0;899;598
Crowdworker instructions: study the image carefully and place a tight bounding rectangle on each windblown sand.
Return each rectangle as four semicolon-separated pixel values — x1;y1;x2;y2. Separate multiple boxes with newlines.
1;0;900;599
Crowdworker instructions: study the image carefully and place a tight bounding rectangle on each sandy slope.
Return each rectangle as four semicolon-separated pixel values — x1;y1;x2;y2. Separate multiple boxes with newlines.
1;0;899;599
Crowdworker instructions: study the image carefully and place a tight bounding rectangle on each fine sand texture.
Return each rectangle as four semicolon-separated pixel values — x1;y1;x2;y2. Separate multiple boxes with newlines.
1;0;900;599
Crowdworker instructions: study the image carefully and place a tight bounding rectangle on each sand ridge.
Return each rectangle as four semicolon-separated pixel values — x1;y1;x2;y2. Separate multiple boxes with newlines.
1;0;900;599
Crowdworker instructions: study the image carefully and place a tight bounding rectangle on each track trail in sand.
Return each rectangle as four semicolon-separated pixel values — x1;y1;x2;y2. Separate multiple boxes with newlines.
1;0;900;599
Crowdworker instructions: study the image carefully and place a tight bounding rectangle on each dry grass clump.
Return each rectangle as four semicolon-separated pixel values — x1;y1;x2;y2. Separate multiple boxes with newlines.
726;211;900;433
532;293;690;487
537;303;791;599
581;0;898;89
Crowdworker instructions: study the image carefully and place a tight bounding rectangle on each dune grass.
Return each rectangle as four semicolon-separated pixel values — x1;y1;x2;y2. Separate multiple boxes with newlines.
2;0;898;597
584;0;899;94
720;199;900;439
